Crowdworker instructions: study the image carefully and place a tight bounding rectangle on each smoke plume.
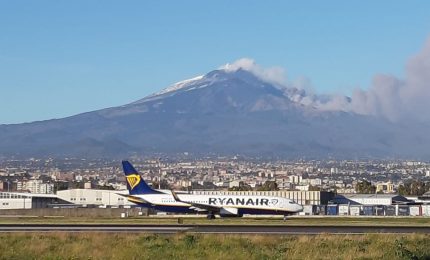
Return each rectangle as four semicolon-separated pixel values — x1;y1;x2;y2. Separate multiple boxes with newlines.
341;38;430;121
222;39;430;122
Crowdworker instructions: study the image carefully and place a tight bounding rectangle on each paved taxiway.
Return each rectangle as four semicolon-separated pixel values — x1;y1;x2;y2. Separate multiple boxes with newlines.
0;224;429;234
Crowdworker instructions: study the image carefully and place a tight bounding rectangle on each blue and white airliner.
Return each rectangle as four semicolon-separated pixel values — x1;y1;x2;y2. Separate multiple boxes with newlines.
121;161;303;219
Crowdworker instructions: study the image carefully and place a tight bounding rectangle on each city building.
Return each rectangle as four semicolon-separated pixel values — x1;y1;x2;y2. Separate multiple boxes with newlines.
375;182;394;193
23;180;54;194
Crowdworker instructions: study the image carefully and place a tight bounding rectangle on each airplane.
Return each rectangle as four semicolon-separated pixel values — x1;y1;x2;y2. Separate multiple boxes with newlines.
121;160;303;219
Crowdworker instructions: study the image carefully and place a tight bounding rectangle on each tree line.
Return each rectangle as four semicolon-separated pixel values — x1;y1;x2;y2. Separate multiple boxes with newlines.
355;180;430;196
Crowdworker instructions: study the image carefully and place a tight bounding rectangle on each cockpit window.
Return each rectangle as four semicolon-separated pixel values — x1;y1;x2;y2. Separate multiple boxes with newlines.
289;201;296;204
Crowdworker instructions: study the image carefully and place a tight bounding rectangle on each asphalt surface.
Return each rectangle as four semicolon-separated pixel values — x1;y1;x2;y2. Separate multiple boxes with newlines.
0;224;429;234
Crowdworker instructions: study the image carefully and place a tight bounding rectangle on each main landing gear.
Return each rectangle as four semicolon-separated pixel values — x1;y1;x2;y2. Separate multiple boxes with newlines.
207;212;216;220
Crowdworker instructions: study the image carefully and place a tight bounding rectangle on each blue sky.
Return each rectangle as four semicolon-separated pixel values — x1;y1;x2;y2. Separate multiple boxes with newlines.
1;1;429;124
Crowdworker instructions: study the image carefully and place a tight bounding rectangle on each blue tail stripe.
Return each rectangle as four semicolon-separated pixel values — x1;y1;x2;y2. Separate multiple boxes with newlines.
122;161;162;195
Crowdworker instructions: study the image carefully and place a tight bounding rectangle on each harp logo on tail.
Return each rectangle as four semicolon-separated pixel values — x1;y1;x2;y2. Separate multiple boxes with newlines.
126;174;141;190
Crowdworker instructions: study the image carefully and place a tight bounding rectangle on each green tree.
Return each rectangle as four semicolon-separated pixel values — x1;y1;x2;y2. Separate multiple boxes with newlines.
69;181;84;189
228;182;252;191
54;181;69;192
309;185;321;191
355;180;376;194
256;181;279;191
398;181;429;196
151;179;171;189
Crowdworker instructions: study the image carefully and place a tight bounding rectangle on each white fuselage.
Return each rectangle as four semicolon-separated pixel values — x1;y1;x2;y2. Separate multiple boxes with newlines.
130;191;303;215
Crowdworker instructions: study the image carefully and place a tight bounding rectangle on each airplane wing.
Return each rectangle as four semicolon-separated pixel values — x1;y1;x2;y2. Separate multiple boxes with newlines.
171;190;221;213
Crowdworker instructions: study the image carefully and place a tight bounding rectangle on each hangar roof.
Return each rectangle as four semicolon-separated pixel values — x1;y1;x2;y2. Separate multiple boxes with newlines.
0;191;58;199
333;193;411;205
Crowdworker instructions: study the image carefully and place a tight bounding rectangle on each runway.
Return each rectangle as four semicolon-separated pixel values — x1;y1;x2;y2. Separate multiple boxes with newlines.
0;224;429;234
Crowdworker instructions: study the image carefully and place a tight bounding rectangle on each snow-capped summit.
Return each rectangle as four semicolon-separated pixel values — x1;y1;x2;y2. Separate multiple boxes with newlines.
134;62;351;115
139;58;288;103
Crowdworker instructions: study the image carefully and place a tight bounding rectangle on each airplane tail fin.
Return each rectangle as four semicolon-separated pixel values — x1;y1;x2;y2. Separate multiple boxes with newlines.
122;160;161;195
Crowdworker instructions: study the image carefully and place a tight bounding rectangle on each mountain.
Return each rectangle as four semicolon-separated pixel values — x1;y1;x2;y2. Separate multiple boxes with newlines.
1;68;430;159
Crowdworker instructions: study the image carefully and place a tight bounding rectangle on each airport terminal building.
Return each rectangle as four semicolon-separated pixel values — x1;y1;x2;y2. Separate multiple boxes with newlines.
332;194;411;206
0;189;136;210
55;189;135;208
0;191;66;209
325;193;429;217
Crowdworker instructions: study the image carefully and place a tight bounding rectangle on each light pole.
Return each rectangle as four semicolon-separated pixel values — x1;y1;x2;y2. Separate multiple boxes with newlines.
158;158;161;189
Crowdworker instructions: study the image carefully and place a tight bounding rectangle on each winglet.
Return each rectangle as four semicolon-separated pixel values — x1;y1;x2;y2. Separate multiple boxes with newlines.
171;190;182;202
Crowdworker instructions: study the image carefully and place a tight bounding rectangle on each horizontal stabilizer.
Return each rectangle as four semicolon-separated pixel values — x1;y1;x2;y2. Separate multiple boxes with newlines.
117;193;151;205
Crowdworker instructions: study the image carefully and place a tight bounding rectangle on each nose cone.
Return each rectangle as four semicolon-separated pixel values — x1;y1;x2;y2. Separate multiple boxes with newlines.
296;204;304;212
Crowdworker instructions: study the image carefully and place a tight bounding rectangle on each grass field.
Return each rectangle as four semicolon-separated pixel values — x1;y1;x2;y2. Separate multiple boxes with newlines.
0;216;430;226
0;233;428;259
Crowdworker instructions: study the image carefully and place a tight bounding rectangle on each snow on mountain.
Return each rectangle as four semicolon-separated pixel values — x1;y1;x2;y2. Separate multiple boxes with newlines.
151;75;204;97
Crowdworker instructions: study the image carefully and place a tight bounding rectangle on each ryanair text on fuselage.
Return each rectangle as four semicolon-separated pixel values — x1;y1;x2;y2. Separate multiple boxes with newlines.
208;197;275;206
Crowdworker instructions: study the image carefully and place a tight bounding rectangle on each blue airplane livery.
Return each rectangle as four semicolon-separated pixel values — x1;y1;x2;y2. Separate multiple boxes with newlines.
121;160;303;219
